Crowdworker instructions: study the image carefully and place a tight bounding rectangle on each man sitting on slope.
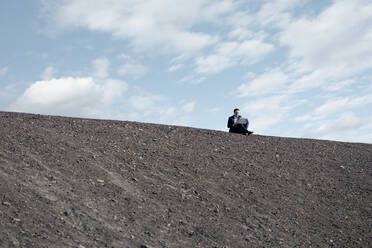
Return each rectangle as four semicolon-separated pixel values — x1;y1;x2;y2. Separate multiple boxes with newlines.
227;108;253;135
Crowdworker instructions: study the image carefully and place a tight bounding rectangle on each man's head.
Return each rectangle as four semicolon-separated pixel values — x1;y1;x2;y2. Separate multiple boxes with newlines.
233;108;240;117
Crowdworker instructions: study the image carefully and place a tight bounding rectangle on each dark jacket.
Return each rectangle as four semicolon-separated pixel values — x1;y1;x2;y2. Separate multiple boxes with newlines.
228;115;240;129
227;115;249;133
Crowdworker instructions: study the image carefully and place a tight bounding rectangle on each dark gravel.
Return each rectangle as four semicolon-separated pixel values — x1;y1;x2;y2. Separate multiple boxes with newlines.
0;111;371;248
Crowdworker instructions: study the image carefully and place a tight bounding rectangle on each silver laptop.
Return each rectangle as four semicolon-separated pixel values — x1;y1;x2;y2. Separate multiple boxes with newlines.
237;118;248;125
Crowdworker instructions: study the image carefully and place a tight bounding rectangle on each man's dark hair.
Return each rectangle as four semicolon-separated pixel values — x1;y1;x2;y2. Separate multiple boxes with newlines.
233;108;240;113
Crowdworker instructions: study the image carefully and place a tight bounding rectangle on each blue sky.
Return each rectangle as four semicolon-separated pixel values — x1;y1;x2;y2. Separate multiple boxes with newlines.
1;0;372;143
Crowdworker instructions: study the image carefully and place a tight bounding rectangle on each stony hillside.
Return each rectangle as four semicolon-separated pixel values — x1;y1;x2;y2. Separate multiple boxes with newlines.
0;111;371;248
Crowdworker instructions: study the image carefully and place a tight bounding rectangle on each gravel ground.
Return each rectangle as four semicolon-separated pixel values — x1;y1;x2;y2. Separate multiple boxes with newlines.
0;111;371;248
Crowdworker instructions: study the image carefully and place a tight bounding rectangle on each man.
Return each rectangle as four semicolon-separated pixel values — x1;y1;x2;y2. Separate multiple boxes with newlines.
227;108;253;135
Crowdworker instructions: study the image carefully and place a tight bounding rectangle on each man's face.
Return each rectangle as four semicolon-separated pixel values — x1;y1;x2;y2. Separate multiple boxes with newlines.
234;110;240;116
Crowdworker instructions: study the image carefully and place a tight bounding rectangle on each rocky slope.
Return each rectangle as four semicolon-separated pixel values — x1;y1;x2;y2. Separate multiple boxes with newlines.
0;111;371;248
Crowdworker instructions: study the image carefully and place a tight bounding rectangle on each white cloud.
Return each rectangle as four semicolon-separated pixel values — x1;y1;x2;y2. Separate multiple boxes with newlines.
228;29;267;41
28;0;372;143
280;0;372;87
127;90;196;126
41;66;56;80
233;0;372;98
46;0;238;55
44;0;279;77
101;79;128;104
323;79;356;92
257;0;305;27
92;57;110;79
116;54;148;78
117;62;148;79
206;107;220;113
314;94;372;117
117;53;131;60
243;72;256;79
177;75;206;85
233;0;372;131
168;64;183;72
0;67;8;77
353;133;372;144
242;96;291;132
195;40;274;74
129;94;165;111
9;75;194;127
226;0;305;31
295;93;372;142
295;114;312;122
0;84;18;108
228;28;253;41
9;77;127;117
238;68;289;97
304;112;372;142
182;101;196;113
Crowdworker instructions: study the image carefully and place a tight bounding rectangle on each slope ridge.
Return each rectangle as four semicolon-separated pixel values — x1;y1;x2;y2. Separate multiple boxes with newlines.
0;111;371;248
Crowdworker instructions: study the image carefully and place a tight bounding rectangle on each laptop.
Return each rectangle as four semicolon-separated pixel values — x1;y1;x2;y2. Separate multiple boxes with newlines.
237;118;248;125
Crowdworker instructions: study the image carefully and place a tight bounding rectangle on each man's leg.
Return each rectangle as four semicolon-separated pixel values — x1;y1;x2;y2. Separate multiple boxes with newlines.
237;124;253;135
237;124;249;134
